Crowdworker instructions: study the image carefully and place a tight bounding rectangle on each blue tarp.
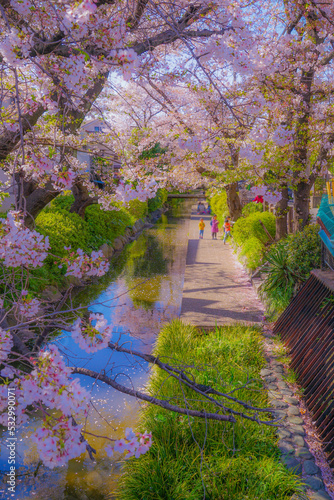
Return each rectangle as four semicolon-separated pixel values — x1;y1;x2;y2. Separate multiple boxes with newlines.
319;229;334;257
317;195;334;236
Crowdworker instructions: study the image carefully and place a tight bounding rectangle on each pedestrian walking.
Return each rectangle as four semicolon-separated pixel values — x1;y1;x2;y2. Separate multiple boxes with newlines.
223;216;232;244
197;201;205;214
210;215;219;239
198;218;205;239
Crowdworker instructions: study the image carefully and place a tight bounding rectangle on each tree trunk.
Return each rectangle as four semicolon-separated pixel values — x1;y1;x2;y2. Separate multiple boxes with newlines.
70;181;98;218
294;180;312;232
275;186;289;240
225;182;242;220
15;172;59;228
23;182;59;229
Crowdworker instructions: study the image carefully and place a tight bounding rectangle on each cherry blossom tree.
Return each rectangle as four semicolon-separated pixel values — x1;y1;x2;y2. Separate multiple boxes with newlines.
112;0;334;234
0;0;243;224
0;0;281;474
2;0;334;478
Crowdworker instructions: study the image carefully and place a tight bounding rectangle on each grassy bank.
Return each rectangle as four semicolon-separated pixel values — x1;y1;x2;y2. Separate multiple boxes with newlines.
118;321;302;500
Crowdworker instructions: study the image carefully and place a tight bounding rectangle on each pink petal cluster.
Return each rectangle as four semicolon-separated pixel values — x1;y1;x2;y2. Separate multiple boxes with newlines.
51;167;77;191
22;152;54;181
15;295;40;318
62;249;110;278
2;345;90;425
109;49;140;81
178;136;202;153
105;428;152;459
27;344;91;415
71;313;112;353
0;212;49;268
31;417;86;469
115;179;157;204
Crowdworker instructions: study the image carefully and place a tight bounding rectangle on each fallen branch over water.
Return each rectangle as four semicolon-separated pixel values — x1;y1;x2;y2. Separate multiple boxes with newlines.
71;366;236;423
72;338;279;427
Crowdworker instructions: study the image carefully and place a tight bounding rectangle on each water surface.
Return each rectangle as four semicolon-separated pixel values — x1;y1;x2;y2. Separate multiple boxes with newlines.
0;201;191;499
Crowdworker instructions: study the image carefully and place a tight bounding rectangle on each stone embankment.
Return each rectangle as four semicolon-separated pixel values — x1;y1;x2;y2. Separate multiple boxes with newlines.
262;334;332;500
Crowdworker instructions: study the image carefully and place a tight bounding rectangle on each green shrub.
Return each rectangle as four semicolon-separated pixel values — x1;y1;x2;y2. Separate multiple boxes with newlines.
233;211;276;247
148;188;168;212
259;242;297;309
209;190;228;226
239;236;265;270
84;204;134;250
126;199;148;219
242;201;263;217
260;225;321;315
36;209;90;256
286;224;320;281
48;194;74;212
29;261;67;292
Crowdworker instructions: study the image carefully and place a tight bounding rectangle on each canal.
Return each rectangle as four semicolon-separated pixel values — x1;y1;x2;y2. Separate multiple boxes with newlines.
0;200;191;499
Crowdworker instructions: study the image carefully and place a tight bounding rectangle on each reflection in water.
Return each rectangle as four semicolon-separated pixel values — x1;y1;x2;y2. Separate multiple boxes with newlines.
0;201;191;499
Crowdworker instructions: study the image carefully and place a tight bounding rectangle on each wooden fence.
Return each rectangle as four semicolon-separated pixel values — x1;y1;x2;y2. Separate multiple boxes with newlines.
273;269;334;469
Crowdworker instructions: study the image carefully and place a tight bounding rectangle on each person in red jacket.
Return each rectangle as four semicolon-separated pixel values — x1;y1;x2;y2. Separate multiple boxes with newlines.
223;216;232;244
252;194;264;204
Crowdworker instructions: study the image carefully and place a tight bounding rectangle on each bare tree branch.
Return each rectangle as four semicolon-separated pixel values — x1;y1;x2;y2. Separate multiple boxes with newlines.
71;366;237;423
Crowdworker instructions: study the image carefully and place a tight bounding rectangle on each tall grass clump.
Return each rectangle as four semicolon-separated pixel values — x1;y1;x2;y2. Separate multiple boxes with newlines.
118;320;302;500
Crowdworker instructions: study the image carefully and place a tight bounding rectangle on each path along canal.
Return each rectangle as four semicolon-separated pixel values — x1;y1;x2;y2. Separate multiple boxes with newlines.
0;200;191;500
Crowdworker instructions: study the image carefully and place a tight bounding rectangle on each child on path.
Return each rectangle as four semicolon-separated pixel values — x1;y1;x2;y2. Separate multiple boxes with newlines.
199;218;205;239
223;216;232;244
210;215;219;239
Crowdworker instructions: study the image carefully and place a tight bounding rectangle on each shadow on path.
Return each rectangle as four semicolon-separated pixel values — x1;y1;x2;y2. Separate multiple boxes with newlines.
180;204;264;326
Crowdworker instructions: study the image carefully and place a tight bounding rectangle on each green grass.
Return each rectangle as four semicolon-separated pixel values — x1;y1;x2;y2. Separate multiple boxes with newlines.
284;368;298;386
118;321;303;500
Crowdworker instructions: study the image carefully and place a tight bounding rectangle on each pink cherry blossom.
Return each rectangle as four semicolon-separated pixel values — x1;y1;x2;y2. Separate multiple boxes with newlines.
71;314;112;353
62;249;110;279
0;212;49;268
0;328;13;362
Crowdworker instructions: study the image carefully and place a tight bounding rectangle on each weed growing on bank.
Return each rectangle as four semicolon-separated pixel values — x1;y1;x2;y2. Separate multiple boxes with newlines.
118;320;302;500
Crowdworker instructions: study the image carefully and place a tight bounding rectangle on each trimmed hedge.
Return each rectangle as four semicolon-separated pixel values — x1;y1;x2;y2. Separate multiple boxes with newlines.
33;189;167;288
84;204;134;250
148;188;168;213
232;212;276;247
242;201;263;217
209;190;228;226
49;194;74;211
36;209;90;256
126;199;148;220
239;236;265;271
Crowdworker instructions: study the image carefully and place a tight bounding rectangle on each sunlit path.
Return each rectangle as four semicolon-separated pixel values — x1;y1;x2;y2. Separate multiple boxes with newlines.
180;205;264;326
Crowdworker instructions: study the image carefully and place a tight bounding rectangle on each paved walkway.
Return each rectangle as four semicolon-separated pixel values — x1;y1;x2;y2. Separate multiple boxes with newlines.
180;207;264;327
